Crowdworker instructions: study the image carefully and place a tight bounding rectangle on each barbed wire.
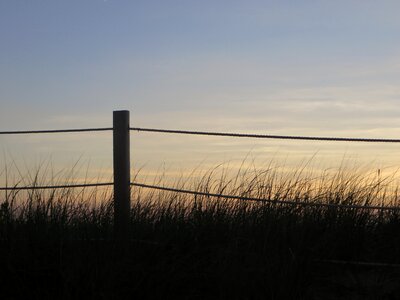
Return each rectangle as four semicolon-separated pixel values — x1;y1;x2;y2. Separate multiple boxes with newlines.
0;128;113;135
131;182;400;211
131;127;400;143
0;182;113;191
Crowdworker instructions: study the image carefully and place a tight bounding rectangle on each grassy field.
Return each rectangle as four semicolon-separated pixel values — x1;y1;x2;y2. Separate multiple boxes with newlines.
1;165;400;299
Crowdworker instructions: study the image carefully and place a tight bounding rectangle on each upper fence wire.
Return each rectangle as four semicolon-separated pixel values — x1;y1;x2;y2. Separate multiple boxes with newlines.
0;127;113;135
2;125;400;143
130;127;400;143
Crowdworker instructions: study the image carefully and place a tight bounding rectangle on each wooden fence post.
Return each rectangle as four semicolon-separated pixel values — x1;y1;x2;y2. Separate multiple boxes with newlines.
113;110;131;240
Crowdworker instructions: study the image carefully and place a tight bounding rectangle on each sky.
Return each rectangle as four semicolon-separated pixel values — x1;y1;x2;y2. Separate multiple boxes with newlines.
1;0;400;185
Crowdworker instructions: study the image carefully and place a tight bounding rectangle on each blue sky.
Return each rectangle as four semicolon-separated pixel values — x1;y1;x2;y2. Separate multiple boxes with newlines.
1;1;400;183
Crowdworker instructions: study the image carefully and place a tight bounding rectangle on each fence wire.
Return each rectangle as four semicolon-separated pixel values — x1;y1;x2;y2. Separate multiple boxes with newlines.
1;125;399;143
315;259;400;268
2;181;399;211
0;128;113;135
131;183;400;211
0;182;113;191
131;127;400;143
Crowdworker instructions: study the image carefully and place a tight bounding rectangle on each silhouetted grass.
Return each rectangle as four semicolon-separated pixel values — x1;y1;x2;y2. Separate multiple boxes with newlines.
1;164;400;299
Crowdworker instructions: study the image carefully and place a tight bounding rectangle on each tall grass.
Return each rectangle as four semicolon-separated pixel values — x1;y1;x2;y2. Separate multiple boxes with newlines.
1;162;400;299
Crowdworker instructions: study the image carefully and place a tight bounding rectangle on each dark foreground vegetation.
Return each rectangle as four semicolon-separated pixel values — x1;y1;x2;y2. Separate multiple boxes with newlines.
1;167;400;299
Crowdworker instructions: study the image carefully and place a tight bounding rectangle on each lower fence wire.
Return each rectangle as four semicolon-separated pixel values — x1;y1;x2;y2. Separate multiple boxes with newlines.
131;182;400;211
0;182;113;190
1;181;399;211
314;259;400;268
